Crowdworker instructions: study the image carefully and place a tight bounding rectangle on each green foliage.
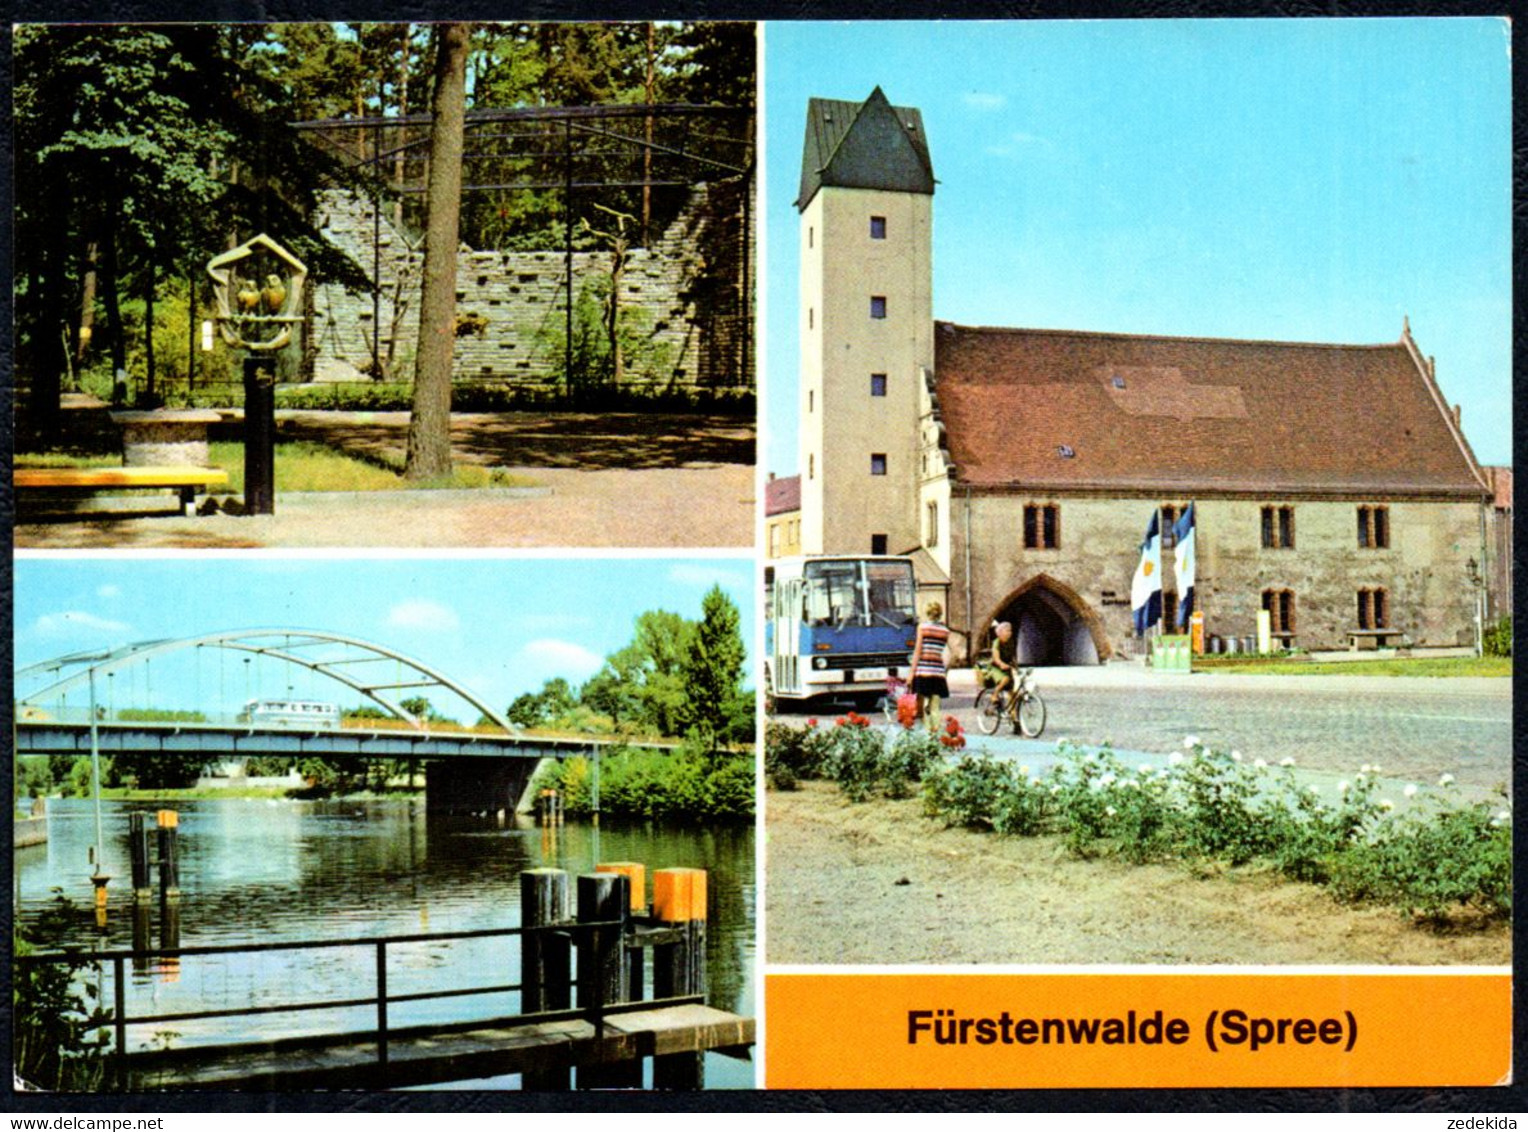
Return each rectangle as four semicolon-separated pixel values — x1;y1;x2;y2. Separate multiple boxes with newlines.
534;743;753;822
113;751;208;791
116;708;208;723
1484;615;1512;658
13;894;112;1090
910;739;1511;924
680;585;747;742
763;720;834;790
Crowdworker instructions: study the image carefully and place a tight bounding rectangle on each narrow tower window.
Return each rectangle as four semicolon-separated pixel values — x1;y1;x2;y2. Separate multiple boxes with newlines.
870;373;887;397
870;215;887;239
870;296;887;319
870;453;888;476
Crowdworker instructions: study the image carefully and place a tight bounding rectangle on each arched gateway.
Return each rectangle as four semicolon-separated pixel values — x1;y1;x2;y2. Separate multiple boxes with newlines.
986;574;1110;666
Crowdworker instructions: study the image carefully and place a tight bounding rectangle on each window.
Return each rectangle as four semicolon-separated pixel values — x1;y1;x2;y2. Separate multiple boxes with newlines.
870;215;887;239
1161;504;1180;550
926;500;939;547
808;453;814;480
808;390;814;412
808;307;814;330
808;226;813;249
1163;590;1179;630
1261;505;1295;549
1023;503;1060;549
1262;589;1296;635
1358;505;1390;549
870;296;887;319
870;373;887;397
1357;587;1389;630
870;453;887;476
871;533;888;555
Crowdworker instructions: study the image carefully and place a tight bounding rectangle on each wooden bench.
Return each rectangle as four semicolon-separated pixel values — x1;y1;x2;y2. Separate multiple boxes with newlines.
1347;627;1409;651
15;466;230;517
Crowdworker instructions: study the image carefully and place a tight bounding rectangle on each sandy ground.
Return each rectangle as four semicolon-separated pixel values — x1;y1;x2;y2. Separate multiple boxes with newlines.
764;782;1510;967
15;409;755;549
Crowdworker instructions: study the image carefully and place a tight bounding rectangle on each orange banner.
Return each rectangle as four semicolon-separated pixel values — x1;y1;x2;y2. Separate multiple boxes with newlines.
765;973;1511;1089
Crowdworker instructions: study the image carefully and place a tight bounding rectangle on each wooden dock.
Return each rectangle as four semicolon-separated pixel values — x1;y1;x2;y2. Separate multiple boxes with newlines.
125;1004;754;1090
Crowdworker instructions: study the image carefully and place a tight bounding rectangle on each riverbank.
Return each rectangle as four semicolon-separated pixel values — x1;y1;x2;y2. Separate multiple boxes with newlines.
765;782;1510;966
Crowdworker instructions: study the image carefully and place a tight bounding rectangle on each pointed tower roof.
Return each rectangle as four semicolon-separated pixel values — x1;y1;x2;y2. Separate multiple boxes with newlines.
796;87;935;210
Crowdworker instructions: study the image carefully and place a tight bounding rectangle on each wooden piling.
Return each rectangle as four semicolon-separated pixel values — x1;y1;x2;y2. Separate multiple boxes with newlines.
598;862;648;1011
576;871;638;1089
652;868;708;1089
156;810;180;909
129;812;153;903
519;868;571;1091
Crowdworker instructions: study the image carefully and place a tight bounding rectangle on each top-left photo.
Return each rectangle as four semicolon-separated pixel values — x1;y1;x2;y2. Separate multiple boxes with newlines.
13;22;756;549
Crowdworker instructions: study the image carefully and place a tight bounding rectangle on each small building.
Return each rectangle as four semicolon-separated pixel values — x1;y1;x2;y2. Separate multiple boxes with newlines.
795;87;1496;663
765;473;801;560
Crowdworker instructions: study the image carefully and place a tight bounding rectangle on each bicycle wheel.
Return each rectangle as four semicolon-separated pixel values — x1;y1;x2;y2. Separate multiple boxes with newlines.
1017;691;1047;738
975;687;1004;735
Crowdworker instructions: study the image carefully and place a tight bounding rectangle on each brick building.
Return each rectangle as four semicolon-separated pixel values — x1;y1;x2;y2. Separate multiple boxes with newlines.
797;88;1497;663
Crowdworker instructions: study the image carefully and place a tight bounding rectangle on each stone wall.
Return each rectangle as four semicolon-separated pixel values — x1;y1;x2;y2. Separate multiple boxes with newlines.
308;179;753;390
945;493;1486;663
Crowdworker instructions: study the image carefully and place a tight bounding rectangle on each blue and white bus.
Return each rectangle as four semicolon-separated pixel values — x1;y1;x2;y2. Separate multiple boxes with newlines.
765;555;920;710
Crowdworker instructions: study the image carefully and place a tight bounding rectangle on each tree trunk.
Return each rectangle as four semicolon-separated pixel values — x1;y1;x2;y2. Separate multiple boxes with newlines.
99;215;127;396
143;251;156;402
394;25;410;230
76;239;98;365
404;22;469;481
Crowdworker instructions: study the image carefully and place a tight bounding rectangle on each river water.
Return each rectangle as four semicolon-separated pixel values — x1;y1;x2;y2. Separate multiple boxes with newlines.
14;797;756;1090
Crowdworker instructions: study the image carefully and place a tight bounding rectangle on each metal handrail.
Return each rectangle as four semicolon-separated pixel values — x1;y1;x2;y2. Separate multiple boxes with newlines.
18;918;633;1085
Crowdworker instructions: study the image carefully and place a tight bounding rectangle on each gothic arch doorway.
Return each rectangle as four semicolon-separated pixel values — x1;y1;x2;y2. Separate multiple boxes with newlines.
987;574;1111;666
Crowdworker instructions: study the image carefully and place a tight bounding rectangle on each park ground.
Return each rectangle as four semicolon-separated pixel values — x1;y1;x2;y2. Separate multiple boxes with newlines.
14;406;754;549
766;660;1512;966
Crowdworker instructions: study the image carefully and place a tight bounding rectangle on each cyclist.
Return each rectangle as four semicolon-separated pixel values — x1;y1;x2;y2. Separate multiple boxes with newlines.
989;621;1017;711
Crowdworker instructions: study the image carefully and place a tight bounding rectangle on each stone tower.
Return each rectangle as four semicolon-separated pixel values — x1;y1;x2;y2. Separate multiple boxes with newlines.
796;88;935;555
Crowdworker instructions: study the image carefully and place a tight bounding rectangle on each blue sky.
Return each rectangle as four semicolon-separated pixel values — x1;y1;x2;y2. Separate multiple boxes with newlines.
13;556;754;720
762;18;1511;474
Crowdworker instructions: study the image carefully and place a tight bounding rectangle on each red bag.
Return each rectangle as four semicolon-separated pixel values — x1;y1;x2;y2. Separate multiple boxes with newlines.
896;694;920;729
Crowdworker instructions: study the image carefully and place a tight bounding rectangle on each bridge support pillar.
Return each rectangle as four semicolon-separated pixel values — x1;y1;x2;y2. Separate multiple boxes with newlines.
424;758;537;818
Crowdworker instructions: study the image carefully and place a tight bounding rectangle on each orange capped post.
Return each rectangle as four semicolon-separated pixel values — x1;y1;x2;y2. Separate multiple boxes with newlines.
156;809;178;829
596;862;647;913
652;868;708;1088
653;867;707;923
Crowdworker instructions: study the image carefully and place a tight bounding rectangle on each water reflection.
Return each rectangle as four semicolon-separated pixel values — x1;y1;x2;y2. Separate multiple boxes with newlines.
15;798;754;1088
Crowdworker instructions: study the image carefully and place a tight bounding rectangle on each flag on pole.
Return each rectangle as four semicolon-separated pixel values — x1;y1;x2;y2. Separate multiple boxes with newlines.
1131;511;1162;636
1173;502;1196;629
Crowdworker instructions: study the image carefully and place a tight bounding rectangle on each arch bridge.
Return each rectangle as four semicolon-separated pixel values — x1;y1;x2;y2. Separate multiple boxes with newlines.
14;630;647;815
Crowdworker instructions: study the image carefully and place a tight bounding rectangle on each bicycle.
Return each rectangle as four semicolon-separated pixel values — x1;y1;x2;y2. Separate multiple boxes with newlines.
974;666;1046;737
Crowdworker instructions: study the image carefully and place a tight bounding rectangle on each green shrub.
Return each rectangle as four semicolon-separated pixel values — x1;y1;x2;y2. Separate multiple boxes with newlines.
533;743;753;822
1484;615;1512;658
13;894;111;1090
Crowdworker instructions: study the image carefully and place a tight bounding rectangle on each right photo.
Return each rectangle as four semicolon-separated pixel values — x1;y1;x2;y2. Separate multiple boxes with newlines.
761;19;1510;969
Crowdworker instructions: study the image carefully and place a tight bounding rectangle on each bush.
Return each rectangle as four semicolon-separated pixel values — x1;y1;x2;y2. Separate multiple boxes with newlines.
14;894;111;1090
533;742;753;822
1484;615;1512;658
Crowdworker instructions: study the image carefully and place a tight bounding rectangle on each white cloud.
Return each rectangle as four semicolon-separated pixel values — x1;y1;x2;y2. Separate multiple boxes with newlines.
518;639;605;681
96;584;122;600
386;600;461;633
964;91;1006;111
667;564;751;591
34;611;132;637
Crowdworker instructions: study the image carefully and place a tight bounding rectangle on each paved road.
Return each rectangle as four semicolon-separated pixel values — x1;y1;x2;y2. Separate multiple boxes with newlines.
786;666;1513;800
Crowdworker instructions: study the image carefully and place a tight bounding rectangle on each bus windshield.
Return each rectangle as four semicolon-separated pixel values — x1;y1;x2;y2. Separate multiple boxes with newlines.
803;559;917;629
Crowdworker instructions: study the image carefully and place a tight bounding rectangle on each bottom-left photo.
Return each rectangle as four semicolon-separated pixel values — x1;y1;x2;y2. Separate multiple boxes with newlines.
12;555;757;1093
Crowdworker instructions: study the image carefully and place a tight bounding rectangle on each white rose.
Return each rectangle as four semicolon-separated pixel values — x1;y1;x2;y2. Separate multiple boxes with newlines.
1438;774;1455;787
1183;735;1200;749
1403;784;1418;798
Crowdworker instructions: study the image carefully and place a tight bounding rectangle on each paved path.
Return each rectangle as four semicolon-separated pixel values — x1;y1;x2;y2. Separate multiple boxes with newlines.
16;410;754;549
794;664;1514;800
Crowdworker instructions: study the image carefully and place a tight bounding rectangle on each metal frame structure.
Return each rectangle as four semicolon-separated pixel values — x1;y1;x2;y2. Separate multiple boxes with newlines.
15;629;516;734
292;102;755;385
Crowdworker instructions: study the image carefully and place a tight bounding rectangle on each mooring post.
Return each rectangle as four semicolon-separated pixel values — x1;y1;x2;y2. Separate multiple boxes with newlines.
519;868;571;1092
129;812;153;904
652;867;708;1089
156;810;180;912
597;862;647;1002
242;356;276;515
575;871;634;1090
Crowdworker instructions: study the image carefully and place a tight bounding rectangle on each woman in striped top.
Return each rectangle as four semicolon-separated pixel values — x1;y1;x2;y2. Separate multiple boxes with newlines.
910;601;950;733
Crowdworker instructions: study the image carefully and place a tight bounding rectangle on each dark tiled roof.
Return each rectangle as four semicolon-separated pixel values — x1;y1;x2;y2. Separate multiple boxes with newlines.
934;322;1488;498
797;87;935;211
765;474;801;516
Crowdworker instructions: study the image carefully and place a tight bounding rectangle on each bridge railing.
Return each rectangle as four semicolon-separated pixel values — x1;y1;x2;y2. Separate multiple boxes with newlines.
15;866;719;1090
